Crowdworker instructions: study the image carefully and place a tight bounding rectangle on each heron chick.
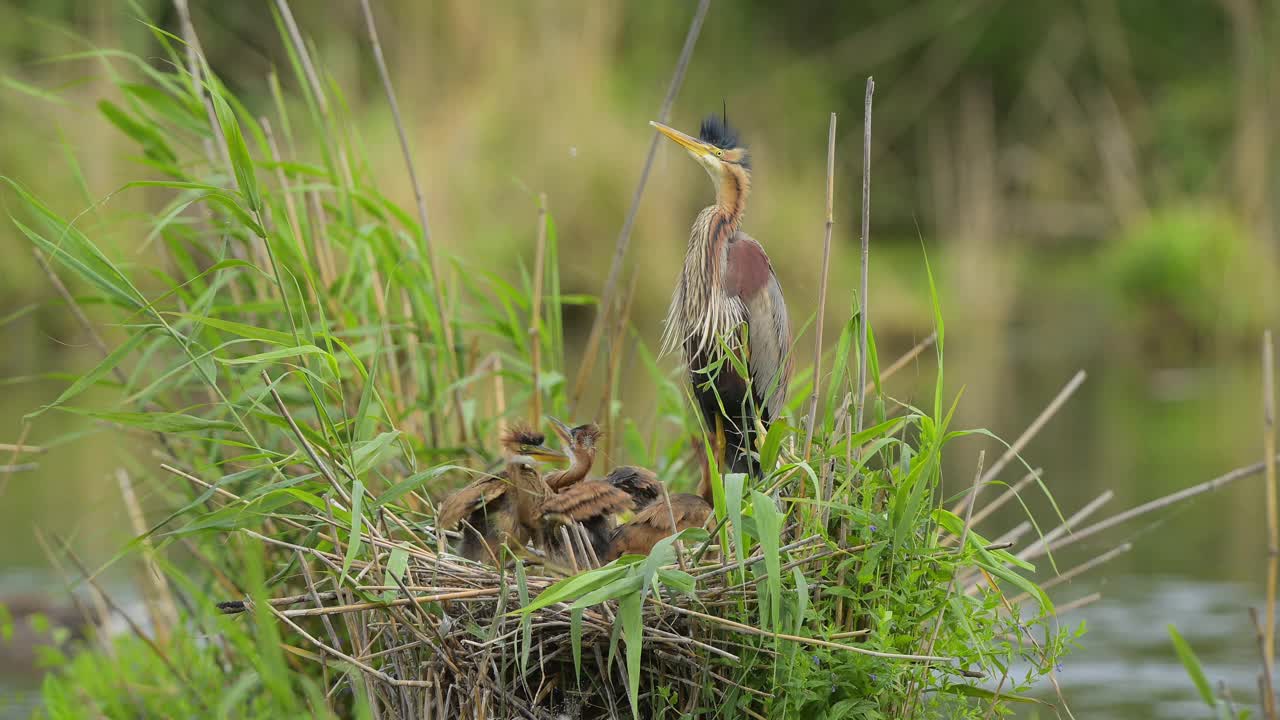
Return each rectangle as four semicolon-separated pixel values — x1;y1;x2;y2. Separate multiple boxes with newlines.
437;426;565;564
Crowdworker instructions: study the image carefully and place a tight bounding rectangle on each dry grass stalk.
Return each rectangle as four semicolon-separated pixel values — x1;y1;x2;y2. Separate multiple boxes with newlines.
529;193;549;423
115;468;180;645
1252;607;1279;720
358;0;466;443
569;0;712;410
804;111;838;464
854;77;875;438
950;369;1086;517
1264;329;1277;677
1007;542;1132;605
1017;489;1115;561
1049;453;1280;554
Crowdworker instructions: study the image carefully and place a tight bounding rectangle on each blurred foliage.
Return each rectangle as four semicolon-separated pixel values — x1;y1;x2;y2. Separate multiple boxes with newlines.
0;0;1275;379
1103;205;1267;358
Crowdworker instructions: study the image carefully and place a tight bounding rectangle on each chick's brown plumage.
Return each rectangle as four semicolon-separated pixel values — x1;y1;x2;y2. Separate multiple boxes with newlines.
540;480;634;566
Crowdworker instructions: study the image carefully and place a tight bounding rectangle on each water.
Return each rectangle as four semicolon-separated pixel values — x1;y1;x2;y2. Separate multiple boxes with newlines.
0;337;1270;716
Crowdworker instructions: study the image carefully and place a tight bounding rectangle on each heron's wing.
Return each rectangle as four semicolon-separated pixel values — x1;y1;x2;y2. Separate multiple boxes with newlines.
628;494;711;531
437;476;507;530
603;466;663;504
540;481;633;524
607;523;669;561
608;495;711;560
544;468;572;491
727;232;792;420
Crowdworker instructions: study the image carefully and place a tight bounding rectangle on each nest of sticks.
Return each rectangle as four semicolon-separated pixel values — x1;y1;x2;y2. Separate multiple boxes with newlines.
215;513;886;720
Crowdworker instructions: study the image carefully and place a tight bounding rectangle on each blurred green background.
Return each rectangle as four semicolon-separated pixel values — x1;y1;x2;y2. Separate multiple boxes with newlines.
0;1;1277;717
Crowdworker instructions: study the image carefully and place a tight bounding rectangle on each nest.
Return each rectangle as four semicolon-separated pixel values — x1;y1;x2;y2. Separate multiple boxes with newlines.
216;519;909;720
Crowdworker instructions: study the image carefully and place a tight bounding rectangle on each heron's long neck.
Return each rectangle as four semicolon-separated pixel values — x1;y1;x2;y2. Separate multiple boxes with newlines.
697;164;752;291
560;449;593;486
512;465;548;526
715;163;750;225
661;163;752;361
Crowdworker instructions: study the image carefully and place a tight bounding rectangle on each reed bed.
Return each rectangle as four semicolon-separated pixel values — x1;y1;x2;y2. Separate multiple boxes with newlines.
7;4;1278;719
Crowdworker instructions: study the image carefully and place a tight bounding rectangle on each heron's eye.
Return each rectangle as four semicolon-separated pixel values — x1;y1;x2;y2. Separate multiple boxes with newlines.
714;148;724;158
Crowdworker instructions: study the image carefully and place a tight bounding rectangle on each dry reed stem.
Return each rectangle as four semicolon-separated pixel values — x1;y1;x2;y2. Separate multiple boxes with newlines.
263;370;353;507
0;463;36;474
569;0;712;409
0;431;32;502
861;331;937;398
1007;542;1131;606
269;604;433;688
358;0;466;443
945;468;1041;546
1017;489;1114;561
1050;453;1280;554
529;193;548;423
950;369;1086;516
1252;606;1279;720
0;442;43;454
115;468;180;645
1264;329;1277;678
651;597;951;663
957;450;986;553
1052;591;1101;616
854;77;875;438
59;537;205;708
804;112;838;464
173;0;235;185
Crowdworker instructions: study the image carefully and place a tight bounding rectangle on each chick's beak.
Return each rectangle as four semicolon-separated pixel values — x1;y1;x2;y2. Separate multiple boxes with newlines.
546;416;573;443
650;121;714;159
528;444;568;463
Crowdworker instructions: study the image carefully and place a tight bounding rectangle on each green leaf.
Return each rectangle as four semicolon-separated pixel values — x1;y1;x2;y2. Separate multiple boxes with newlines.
59;408;236;433
217;344;328;366
656;569;696;595
725;472;747;571
173;313;295;345
98;99;177;165
380;547;409;602
977;553;1051;612
374;465;467;508
619;590;643;719
352;431;401;476
752;491;783;634
26;332;147;420
936;684;1048;705
518;565;629;615
758;419;792;474
514;558;532;676
570;606;584;680
206;74;262;215
1169;624;1217;709
570;575;643;611
341;480;365;580
9;215;141;311
792;566;809;636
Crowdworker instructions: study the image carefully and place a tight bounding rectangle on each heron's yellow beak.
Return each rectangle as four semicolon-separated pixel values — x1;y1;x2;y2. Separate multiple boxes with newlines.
527;444;568;463
651;121;714;159
546;415;574;444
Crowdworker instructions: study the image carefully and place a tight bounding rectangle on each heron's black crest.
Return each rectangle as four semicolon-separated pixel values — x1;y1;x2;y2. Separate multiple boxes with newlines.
699;113;751;169
501;425;546;447
699;114;741;150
